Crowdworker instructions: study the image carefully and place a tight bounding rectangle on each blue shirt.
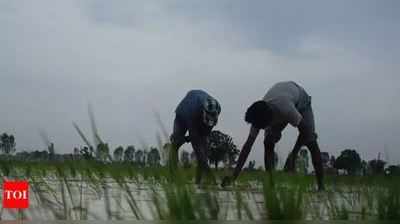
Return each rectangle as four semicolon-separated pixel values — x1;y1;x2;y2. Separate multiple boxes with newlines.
175;90;214;128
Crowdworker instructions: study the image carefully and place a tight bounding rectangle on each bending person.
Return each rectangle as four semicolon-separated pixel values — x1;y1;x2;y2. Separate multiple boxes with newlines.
170;90;221;184
221;81;324;191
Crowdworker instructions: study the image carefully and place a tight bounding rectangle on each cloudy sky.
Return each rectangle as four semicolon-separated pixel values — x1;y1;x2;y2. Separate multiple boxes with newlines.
1;0;399;166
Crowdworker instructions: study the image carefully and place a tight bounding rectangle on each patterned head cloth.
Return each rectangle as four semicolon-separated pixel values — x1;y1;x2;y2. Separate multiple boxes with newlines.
202;97;221;127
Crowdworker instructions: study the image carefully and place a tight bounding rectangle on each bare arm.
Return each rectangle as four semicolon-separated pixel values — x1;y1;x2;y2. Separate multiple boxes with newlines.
232;126;260;180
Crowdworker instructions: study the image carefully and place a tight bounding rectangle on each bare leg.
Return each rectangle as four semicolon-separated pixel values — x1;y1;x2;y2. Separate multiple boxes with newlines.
264;140;276;171
297;103;324;190
264;123;287;171
306;140;324;191
169;116;187;171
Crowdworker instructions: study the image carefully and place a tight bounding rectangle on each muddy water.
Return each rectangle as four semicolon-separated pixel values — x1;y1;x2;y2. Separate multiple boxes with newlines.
0;179;375;221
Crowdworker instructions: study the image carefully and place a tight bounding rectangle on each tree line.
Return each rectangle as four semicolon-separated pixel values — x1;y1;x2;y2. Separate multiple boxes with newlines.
0;131;240;169
1;131;399;175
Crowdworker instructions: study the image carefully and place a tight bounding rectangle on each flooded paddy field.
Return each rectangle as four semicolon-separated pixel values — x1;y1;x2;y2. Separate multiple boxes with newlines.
0;161;399;221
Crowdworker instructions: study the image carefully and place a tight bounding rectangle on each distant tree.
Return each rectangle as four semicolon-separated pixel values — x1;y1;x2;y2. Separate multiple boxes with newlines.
321;152;330;169
368;159;386;174
31;150;49;160
246;160;256;171
61;154;74;161
334;149;362;175
80;146;94;160
361;160;368;176
190;151;197;163
147;147;161;167
0;133;16;155
113;146;124;162
225;143;240;168
162;143;172;166
296;148;309;174
96;143;110;162
73;147;80;160
15;151;30;161
273;151;279;169
207;130;239;169
329;156;336;168
385;165;400;176
47;142;55;159
124;145;135;162
124;146;135;162
144;150;149;165
135;149;144;166
180;150;191;168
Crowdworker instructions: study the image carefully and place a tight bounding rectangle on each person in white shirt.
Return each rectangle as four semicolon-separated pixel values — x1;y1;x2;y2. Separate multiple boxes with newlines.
222;81;324;191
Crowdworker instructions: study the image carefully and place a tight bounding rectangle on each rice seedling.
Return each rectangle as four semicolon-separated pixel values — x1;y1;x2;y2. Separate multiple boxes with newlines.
262;173;306;220
377;181;400;220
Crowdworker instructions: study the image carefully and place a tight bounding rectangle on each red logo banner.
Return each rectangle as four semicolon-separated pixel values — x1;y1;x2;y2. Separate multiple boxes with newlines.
2;180;29;209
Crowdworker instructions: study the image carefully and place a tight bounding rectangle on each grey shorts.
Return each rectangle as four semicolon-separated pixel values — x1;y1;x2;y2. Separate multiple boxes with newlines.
265;104;317;144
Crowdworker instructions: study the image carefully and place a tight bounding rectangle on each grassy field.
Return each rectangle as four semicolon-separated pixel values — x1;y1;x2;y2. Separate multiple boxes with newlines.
0;160;399;221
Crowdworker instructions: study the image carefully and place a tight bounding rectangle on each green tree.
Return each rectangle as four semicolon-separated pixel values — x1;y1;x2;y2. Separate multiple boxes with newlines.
386;165;400;176
321;152;330;169
96;143;110;162
190;150;197;163
48;142;55;159
80;146;94;160
207;130;239;169
330;156;336;168
0;133;16;155
73;147;80;159
246;160;256;171
334;149;362;175
31;150;49;160
124;145;135;162
15;151;30;161
135;149;144;166
368;159;386;174
113;146;124;162
296;148;309;174
180;150;191;168
273;151;279;169
147;147;161;167
361;160;368;176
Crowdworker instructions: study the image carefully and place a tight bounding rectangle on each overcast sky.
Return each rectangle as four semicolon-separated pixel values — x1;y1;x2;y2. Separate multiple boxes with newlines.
1;0;399;166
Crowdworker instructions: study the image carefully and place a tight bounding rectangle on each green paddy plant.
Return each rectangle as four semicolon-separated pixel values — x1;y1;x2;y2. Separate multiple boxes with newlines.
199;188;220;220
0;161;11;177
155;181;200;220
234;189;254;220
377;182;400;220
117;175;144;220
164;182;197;220
30;175;66;220
262;174;305;220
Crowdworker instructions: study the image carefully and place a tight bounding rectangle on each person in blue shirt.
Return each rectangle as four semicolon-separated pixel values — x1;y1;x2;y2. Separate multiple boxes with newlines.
170;90;221;184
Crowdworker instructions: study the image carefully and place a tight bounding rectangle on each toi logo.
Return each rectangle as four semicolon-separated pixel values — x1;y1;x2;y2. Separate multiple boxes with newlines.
2;180;29;209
